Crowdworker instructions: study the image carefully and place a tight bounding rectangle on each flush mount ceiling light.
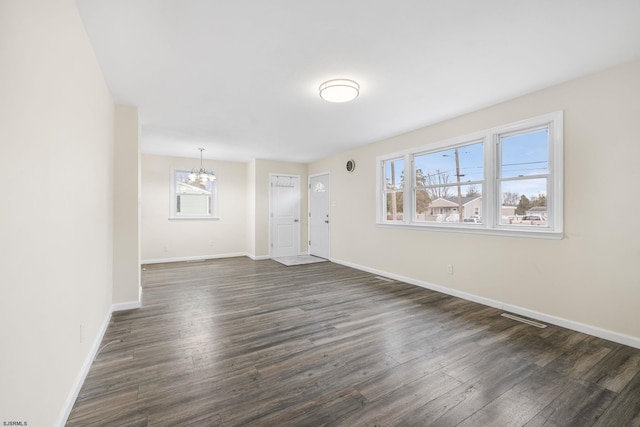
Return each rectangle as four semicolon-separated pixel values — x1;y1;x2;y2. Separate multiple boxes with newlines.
319;79;360;103
188;148;216;185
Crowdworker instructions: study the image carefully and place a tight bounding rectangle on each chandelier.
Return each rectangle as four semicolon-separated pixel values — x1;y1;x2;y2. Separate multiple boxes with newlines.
188;148;216;184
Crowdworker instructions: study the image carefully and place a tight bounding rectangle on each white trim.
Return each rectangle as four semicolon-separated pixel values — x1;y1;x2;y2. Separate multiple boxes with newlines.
308;170;331;179
308;172;332;259
112;300;142;311
376;111;563;238
376;222;563;240
141;252;249;265
493;111;563;233
168;216;220;220
330;257;640;350
56;308;112;427
268;173;301;258
246;254;271;261
308;169;332;254
170;168;218;219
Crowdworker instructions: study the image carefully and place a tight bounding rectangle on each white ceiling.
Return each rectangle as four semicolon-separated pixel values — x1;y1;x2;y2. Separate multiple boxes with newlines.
76;0;640;163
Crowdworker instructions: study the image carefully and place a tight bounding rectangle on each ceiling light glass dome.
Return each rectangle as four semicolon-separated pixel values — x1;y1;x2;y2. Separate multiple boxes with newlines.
319;79;360;103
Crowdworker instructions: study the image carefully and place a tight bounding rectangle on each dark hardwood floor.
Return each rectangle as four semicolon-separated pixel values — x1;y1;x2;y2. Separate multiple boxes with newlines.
67;257;640;426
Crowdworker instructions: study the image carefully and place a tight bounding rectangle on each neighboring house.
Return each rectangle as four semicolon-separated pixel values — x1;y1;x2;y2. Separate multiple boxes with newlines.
420;196;482;221
176;180;212;216
417;198;523;222
502;205;517;218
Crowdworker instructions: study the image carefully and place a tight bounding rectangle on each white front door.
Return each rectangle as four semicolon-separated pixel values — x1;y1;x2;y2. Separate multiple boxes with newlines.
270;174;300;258
309;173;330;259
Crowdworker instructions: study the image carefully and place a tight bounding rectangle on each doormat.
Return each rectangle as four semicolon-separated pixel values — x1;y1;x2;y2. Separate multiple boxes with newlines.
273;255;328;266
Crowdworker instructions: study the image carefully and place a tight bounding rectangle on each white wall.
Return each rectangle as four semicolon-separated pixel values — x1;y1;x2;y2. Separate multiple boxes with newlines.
0;0;114;425
113;105;141;306
139;155;311;261
142;156;309;261
141;154;248;262
310;59;640;344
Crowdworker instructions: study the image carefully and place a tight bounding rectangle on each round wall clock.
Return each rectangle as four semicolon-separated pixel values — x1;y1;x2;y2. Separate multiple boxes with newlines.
346;159;356;172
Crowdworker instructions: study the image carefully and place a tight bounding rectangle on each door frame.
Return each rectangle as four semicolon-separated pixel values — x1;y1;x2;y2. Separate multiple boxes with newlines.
269;173;301;258
308;171;331;259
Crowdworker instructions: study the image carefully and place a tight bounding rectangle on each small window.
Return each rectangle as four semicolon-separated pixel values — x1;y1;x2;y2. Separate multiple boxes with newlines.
383;158;404;221
498;127;549;227
171;170;218;218
313;181;326;193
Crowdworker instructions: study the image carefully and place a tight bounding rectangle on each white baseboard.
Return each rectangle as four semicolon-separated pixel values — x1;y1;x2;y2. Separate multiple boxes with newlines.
112;300;141;311
142;252;250;264
331;257;640;350
56;308;112;427
247;254;270;261
142;253;276;264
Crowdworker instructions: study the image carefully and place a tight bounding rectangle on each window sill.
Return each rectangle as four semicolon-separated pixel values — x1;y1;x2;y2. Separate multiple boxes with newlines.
376;221;563;240
169;217;220;220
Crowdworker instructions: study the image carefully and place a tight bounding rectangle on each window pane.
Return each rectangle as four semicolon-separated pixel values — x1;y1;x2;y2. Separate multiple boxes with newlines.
177;195;211;216
501;128;548;178
385;192;403;221
175;170;213;194
415;141;483;187
415;184;482;223
499;178;548;226
384;159;404;190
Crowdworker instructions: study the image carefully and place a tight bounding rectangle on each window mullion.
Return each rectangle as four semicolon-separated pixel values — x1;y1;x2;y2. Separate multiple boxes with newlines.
546;123;554;230
379;162;385;223
479;134;494;229
410;153;416;224
499;174;549;183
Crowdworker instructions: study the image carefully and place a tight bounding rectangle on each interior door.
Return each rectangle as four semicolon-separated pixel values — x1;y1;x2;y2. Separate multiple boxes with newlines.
309;173;330;259
270;175;300;258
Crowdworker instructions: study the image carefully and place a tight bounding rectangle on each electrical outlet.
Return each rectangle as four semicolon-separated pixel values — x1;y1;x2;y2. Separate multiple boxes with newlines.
163;246;169;253
447;264;454;275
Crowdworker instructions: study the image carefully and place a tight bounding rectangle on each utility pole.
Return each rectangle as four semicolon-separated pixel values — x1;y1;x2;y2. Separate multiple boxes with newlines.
454;148;463;222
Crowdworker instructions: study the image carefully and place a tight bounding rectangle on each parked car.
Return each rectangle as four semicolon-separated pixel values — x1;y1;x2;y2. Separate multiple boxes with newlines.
521;215;544;225
463;217;480;223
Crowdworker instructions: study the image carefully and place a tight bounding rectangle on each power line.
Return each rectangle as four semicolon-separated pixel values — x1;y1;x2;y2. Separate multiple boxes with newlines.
502;160;547;167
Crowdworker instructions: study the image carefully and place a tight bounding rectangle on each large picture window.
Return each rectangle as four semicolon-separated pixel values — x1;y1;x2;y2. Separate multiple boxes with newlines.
377;112;563;238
